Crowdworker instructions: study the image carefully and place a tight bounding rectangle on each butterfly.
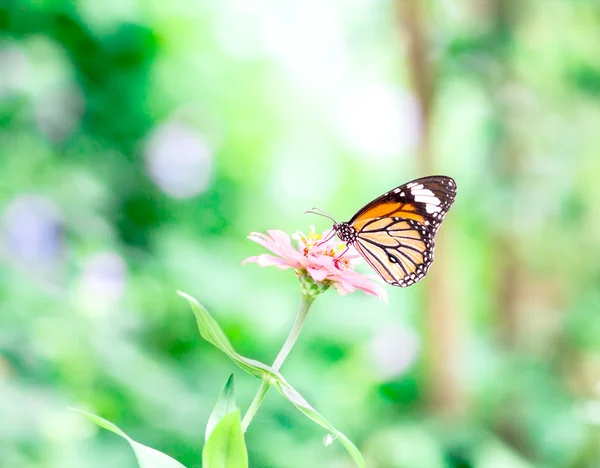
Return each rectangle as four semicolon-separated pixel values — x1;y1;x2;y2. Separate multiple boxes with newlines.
307;176;456;287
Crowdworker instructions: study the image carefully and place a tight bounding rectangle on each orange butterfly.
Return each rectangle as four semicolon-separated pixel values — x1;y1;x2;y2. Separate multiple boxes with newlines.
308;176;456;287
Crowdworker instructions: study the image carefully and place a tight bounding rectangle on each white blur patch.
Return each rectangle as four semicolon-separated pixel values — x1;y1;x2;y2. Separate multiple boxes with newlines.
145;121;214;199
575;401;600;426
368;326;419;381
0;195;65;289
77;0;144;35
268;135;338;213
577;382;600;426
0;40;29;98
323;433;336;447
257;1;350;92
76;252;127;317
39;407;95;443
213;1;264;60
0;37;84;141
34;85;84;142
440;0;460;18
333;84;421;160
1;195;64;266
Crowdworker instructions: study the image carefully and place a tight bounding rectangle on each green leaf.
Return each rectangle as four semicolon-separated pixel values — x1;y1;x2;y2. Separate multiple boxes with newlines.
177;291;282;381
71;409;187;468
272;381;365;467
178;291;366;468
206;374;237;442
203;410;248;468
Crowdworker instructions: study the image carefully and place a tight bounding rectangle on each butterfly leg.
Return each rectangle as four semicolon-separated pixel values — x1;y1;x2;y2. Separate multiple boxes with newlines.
316;229;337;247
333;246;349;264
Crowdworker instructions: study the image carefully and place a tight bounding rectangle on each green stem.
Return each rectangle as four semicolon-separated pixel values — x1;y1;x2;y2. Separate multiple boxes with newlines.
272;294;315;371
240;379;270;433
241;293;315;432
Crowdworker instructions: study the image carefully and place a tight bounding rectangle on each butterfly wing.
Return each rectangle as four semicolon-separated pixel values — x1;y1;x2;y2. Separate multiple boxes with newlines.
349;176;456;287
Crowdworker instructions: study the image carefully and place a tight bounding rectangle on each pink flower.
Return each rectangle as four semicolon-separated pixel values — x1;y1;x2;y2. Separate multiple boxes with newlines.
242;227;387;302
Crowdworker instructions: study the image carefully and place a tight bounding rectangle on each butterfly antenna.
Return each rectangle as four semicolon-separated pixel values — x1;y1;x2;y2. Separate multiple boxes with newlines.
304;207;337;224
319;229;337;245
304;208;339;247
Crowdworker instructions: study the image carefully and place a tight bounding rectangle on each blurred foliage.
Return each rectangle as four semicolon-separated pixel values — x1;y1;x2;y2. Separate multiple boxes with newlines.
2;0;600;467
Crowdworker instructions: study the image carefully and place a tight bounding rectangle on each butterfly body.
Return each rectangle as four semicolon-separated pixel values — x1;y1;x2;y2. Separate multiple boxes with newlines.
332;222;358;243
332;175;456;288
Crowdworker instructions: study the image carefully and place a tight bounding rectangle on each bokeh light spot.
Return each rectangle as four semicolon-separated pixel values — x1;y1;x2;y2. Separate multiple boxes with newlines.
145;121;214;199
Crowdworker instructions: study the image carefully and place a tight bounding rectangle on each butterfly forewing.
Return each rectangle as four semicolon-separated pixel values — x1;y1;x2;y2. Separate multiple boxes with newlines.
344;175;456;288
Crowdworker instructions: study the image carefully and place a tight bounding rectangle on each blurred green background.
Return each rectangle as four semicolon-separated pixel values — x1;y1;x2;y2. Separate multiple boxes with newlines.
2;0;600;467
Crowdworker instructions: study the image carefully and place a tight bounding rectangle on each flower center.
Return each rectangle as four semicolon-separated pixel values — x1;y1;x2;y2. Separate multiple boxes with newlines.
299;230;323;255
294;227;353;271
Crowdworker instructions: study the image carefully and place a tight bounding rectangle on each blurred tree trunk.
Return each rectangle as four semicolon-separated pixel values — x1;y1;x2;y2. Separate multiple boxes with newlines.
396;0;462;416
487;0;525;350
484;0;533;457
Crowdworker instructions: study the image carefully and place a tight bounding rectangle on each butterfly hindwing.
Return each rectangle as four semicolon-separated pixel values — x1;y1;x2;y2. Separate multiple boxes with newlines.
355;218;435;287
343;176;456;288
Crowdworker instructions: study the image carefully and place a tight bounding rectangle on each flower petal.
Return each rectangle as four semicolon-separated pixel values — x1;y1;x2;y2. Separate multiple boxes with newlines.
256;254;295;269
307;266;329;282
267;230;303;258
353;280;388;303
338;279;356;293
333;283;348;295
244;227;388;302
247;232;279;252
241;255;260;266
266;229;294;248
308;254;336;271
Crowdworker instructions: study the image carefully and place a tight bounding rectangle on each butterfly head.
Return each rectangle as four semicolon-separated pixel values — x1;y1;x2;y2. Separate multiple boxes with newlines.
334;222;358;244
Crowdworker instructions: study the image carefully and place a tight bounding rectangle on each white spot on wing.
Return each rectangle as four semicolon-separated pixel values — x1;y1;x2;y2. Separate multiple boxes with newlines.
411;188;435;197
414;195;441;205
